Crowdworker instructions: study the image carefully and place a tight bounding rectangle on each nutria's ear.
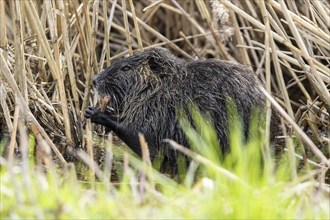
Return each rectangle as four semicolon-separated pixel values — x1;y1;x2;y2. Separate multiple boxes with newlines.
147;56;162;73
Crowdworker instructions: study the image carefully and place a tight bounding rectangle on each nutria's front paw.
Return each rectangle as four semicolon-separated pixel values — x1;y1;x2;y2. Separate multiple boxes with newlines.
85;106;100;122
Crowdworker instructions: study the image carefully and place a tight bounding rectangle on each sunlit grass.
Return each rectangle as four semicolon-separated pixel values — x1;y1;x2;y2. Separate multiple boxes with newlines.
1;110;328;219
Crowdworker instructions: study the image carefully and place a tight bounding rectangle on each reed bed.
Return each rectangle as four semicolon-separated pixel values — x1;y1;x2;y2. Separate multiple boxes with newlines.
0;0;329;175
0;0;329;219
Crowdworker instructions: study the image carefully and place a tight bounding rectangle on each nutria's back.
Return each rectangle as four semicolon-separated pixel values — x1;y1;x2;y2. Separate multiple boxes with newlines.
87;47;276;158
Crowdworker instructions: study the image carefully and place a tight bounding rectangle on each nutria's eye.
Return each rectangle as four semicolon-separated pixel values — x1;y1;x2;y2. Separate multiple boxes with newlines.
121;66;131;71
148;57;161;72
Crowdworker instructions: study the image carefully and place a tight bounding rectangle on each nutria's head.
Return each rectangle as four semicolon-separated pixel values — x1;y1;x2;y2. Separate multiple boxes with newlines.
92;47;185;114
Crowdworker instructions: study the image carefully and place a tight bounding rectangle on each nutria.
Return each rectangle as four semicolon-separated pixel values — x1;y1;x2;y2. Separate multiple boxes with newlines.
85;47;276;158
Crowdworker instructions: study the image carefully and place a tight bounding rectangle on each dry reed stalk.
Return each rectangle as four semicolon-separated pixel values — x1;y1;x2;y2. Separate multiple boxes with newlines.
0;50;67;166
140;4;160;28
139;133;151;166
158;2;182;15
261;87;329;167
265;6;300;175
26;0;56;82
71;0;89;70
81;0;97;113
259;1;272;169
270;33;295;118
115;2;192;58
58;0;80;111
226;0;329;114
229;9;250;65
27;79;63;125
76;149;108;186
121;0;133;55
13;0;27;103
0;79;12;132
31;123;52;169
106;31;226;63
238;18;260;67
278;0;330;110
86;120;95;186
179;31;200;58
270;0;329;41
138;133;153;193
195;0;230;60
171;0;205;34
99;0;115;68
26;0;73;143
0;0;328;174
91;1;100;67
7;102;19;164
166;139;243;183
123;152;129;174
313;1;330;28
104;133;114;184
84;2;99;176
224;1;295;51
0;0;7;48
129;0;143;51
143;0;163;12
284;61;311;100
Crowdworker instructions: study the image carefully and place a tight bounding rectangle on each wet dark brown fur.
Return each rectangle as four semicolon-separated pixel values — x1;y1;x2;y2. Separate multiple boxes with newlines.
86;47;276;159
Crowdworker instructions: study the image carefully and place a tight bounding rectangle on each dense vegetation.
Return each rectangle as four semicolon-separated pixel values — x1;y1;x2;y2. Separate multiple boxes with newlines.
0;0;329;219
